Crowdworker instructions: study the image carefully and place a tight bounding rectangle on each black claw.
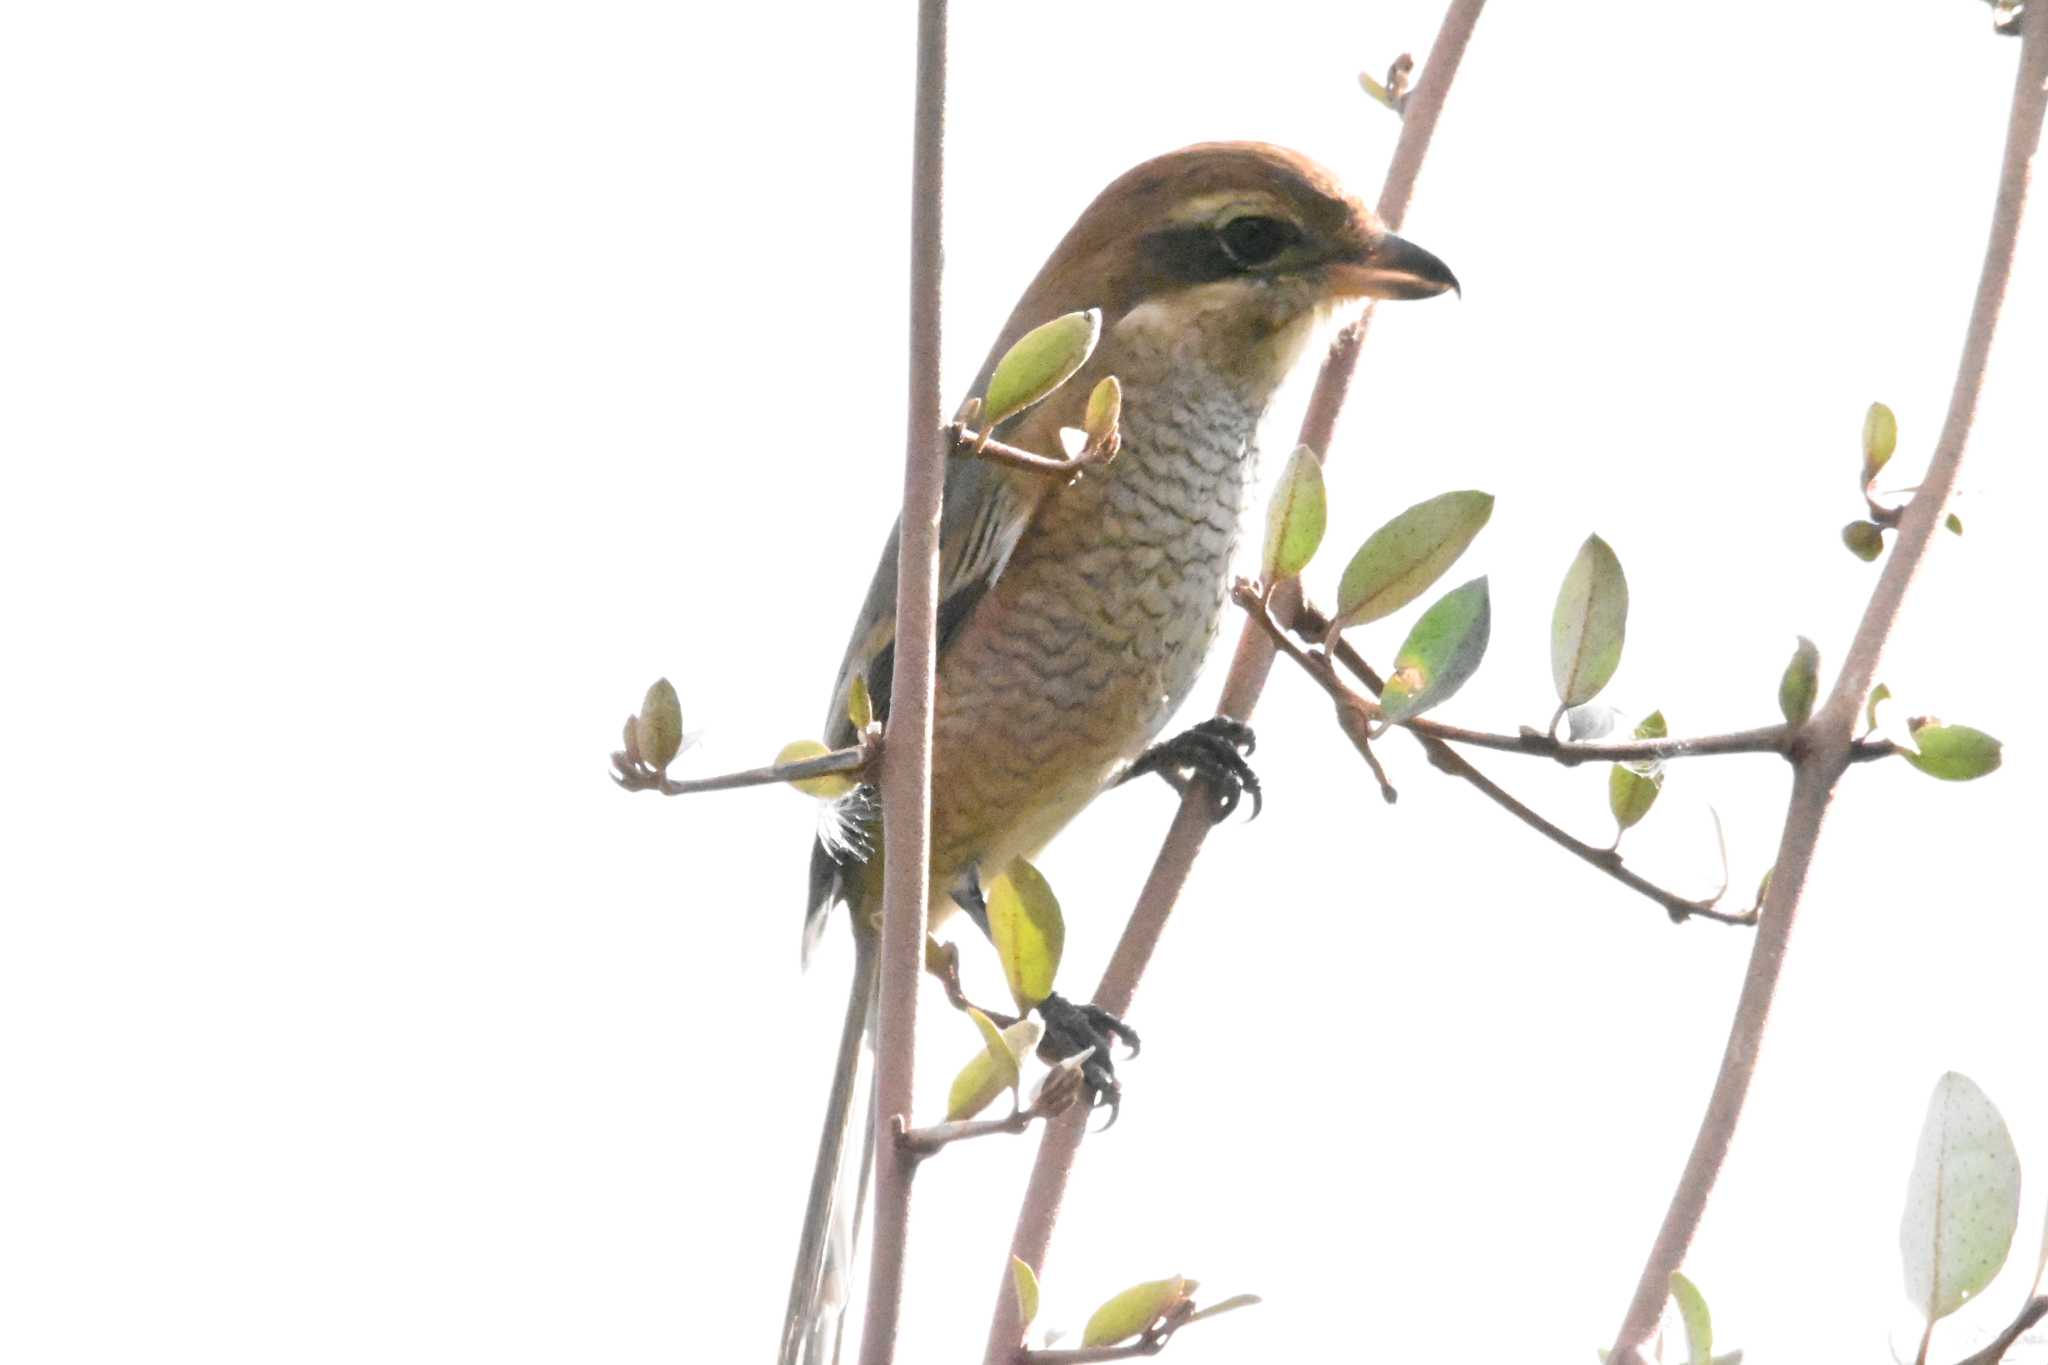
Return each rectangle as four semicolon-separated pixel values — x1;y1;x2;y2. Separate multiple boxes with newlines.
1038;992;1141;1122
1120;716;1262;822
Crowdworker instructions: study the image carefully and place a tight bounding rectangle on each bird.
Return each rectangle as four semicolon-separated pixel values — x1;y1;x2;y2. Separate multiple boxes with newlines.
781;141;1458;1365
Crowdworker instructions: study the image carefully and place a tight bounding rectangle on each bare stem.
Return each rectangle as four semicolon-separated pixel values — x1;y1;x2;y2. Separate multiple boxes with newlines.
857;2;947;1362
1953;1296;2048;1365
1606;9;2048;1360
610;742;870;796
951;422;1117;480
1025;1341;1166;1364
1254;589;1750;925
897;1109;1037;1158
979;4;1491;1361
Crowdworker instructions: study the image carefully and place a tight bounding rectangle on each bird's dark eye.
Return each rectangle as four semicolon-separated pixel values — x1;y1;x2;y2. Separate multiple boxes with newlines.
1215;216;1298;269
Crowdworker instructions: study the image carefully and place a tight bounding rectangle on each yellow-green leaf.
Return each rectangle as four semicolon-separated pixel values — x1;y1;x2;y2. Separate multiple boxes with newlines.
1358;70;1395;107
1551;534;1628;708
776;739;858;800
1332;490;1494;630
1865;683;1892;736
1945;512;1963;536
987;857;1065;1010
1903;724;2002;781
1083;376;1121;451
1261;445;1326;582
635;677;684;772
1610;766;1659;832
1778;637;1819;728
847;674;874;732
1669;1271;1713;1365
1378;577;1491;723
1011;1257;1041;1333
1901;1072;2020;1322
1843;520;1884;562
1609;709;1667;834
1863;401;1898;483
945;1012;1041;1121
983;310;1102;430
1082;1276;1193;1348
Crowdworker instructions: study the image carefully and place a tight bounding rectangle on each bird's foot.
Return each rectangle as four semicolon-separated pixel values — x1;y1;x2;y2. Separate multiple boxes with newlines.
1119;716;1262;820
1036;992;1141;1127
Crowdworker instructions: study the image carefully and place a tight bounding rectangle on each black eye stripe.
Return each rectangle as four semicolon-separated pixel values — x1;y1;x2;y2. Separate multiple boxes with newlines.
1216;215;1298;268
1140;216;1304;285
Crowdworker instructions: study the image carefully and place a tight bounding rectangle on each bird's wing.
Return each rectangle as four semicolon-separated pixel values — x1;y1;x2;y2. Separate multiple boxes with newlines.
802;436;1053;958
818;445;1048;748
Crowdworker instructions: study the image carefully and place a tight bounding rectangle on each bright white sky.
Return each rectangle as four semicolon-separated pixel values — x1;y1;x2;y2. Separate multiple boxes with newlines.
5;2;2044;1362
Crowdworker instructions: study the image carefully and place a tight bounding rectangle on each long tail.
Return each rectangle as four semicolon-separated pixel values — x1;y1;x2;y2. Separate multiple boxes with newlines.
780;932;880;1365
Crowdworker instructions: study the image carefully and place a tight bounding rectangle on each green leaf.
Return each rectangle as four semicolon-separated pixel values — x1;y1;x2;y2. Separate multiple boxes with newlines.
847;674;873;732
1669;1271;1713;1365
1843;520;1885;562
1609;775;1663;835
1378;577;1491;723
1901;1071;2020;1322
1551;535;1628;708
945;1012;1040;1121
1865;683;1892;736
1778;637;1820;728
1609;709;1667;834
776;739;858;800
1358;71;1395;108
1262;445;1327;582
1082;1276;1193;1347
983;310;1102;429
1945;512;1964;536
1083;376;1121;451
1332;490;1494;630
1863;401;1898;483
635;677;684;771
988;856;1066;1010
1903;724;2003;781
1011;1257;1041;1334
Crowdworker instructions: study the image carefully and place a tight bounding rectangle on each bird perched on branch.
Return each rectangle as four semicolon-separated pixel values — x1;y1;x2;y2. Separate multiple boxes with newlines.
783;141;1457;1365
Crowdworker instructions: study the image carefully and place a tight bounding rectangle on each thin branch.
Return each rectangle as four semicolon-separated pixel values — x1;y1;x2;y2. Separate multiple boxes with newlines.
897;1060;1088;1160
1411;719;1789;762
980;5;1490;1361
951;422;1118;481
1405;716;1898;766
897;1109;1038;1158
1253;586;1891;768
1024;1341;1166;1364
610;741;871;796
1254;589;1752;926
857;1;947;1362
1953;1296;2048;1365
1607;9;2048;1360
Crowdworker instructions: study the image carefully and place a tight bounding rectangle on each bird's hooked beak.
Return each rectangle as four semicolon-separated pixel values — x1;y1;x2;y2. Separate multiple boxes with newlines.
1327;230;1461;301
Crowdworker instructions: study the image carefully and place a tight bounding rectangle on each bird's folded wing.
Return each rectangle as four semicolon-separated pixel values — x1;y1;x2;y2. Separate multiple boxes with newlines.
819;446;1048;747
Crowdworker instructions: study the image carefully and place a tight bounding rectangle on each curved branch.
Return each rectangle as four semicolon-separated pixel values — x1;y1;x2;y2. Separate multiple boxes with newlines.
1606;9;2048;1360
